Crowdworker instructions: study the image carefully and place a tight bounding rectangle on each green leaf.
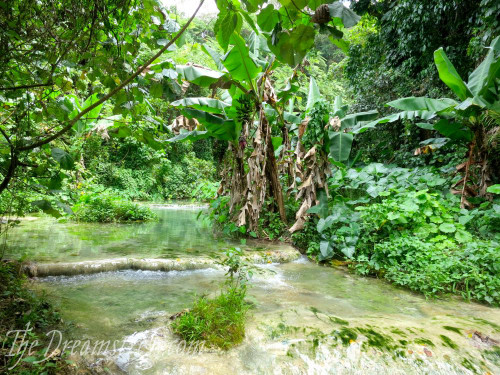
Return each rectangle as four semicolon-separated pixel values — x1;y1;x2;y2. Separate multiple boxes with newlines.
328;132;353;161
354;110;437;134
433;119;473;141
487;184;500;194
257;5;279;32
171;97;230;114
467;36;500;97
271;136;283;150
22;356;38;363
51;148;74;170
288;24;316;61
182;108;238;141
166;130;209;142
341;246;355;258
81;93;103;124
328;2;361;28
216;11;240;51
387;97;457;112
201;45;225;71
455;229;472;243
341;110;378;129
319;241;333;260
416;122;435;130
222;33;261;85
434;48;472;101
31;200;61;218
439;223;456;233
176;65;224;87
330;37;349;53
150;83;163;98
306;77;321;112
141;130;163;150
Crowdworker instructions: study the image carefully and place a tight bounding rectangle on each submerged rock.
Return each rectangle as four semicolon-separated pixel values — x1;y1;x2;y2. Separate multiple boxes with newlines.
23;247;301;277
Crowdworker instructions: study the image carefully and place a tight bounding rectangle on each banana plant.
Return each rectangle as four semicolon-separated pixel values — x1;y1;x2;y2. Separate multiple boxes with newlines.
289;76;378;232
167;32;290;229
361;36;500;206
167;1;362;232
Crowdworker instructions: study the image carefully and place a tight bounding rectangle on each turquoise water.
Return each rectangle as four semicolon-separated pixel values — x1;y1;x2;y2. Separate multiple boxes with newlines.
8;204;499;373
5;206;282;263
36;260;500;374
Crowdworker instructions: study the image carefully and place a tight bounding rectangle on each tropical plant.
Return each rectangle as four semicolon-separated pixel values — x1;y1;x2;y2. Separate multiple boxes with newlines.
361;37;500;207
167;2;363;232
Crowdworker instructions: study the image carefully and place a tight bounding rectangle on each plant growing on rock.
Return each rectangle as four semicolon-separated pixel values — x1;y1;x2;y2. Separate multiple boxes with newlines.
171;247;253;349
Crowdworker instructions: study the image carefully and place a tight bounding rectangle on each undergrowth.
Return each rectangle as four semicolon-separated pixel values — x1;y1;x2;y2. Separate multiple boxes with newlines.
171;248;252;350
0;261;70;374
72;191;157;223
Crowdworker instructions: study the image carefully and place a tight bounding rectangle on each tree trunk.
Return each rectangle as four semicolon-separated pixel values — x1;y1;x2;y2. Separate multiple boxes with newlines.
262;116;287;223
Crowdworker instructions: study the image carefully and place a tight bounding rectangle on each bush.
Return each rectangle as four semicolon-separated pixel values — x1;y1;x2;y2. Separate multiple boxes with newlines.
171;287;247;350
355;237;500;305
171;248;251;350
153;152;216;200
0;261;68;374
299;163;500;305
72;192;157;223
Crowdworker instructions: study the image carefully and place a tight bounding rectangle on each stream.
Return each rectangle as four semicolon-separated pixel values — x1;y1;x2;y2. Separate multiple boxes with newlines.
5;204;500;374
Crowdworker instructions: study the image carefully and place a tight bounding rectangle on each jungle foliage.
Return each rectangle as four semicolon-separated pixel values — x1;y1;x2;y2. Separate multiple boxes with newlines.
0;0;499;310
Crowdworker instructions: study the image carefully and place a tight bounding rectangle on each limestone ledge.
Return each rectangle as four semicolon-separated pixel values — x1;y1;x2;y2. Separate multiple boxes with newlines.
23;247;300;277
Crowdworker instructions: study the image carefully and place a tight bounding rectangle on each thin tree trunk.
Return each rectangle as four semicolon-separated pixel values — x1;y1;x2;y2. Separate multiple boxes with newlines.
262;117;287;223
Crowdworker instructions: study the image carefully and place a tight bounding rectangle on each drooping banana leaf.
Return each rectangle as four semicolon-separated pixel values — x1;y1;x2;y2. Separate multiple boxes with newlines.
171;97;230;114
182;108;239;141
176;65;224;87
387;96;457;113
166;130;209;142
353;110;437;134
340;110;378;130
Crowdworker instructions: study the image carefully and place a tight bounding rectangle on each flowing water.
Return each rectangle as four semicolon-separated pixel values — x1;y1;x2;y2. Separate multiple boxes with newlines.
6;205;500;374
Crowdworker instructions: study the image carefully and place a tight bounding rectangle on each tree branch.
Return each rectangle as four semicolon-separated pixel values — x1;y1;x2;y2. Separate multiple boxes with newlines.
0;82;53;91
17;0;205;152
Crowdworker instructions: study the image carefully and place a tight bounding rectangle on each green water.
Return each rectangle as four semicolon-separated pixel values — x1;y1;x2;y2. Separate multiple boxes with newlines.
5;205;283;263
11;204;500;374
37;261;500;374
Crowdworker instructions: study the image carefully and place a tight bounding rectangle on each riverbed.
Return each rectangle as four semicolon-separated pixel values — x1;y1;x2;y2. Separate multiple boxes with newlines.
5;205;500;374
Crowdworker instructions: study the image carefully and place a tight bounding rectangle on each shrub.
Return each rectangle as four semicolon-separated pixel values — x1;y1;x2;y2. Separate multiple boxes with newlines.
171;287;248;350
72;192;157;223
171;248;251;350
0;261;68;374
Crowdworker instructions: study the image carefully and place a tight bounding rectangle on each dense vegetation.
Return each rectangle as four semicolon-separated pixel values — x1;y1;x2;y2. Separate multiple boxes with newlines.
0;262;69;374
172;248;250;350
0;0;499;355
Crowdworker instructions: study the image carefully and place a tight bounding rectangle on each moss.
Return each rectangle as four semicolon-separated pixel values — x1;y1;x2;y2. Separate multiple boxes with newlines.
356;327;397;351
461;358;479;374
414;337;435;347
440;335;458;350
171;287;248;350
334;327;358;346
470;317;500;331
443;326;461;334
0;262;69;373
391;328;407;336
328;316;349;326
482;346;500;367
